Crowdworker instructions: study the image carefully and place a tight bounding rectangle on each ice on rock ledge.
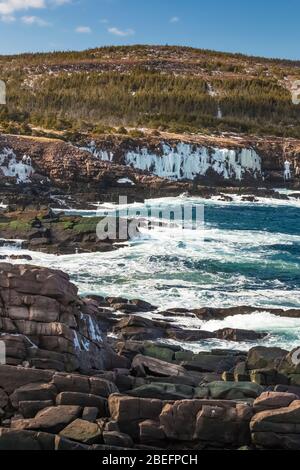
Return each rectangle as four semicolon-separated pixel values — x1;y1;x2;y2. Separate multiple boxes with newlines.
0;148;34;183
81;141;261;181
80;142;113;162
125;144;262;181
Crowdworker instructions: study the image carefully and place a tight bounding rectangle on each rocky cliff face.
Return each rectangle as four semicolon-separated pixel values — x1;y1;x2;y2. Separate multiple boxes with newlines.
0;132;300;208
80;132;300;184
82;140;262;182
0;263;124;373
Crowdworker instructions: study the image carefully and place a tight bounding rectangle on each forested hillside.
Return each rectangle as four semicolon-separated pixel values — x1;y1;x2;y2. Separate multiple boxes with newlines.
1;45;300;138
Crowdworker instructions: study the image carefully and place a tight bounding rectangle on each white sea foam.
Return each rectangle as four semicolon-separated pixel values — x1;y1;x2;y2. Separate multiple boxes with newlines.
2;195;299;352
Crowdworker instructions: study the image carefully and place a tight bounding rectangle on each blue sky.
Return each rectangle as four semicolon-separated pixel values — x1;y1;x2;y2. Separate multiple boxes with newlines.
0;0;299;59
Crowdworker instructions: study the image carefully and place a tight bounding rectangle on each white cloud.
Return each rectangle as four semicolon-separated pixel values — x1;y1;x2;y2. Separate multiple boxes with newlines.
0;0;46;15
0;0;70;16
100;18;108;24
108;27;135;37
22;14;50;26
76;25;91;34
170;16;179;23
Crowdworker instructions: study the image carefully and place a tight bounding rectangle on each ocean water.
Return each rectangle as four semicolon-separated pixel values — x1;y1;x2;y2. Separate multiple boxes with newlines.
2;193;300;352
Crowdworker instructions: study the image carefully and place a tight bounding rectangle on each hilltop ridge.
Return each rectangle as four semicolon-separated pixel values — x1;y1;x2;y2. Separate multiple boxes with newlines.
0;45;300;139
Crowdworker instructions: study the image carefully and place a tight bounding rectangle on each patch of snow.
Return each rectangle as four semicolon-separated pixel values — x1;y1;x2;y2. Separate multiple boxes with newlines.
117;177;135;185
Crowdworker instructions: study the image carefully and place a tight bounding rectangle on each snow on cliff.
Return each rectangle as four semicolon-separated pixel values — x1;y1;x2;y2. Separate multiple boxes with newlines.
83;141;262;181
0;148;34;183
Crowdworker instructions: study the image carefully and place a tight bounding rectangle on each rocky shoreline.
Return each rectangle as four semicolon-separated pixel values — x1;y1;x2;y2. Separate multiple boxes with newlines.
0;209;133;255
0;263;300;450
0;133;300;212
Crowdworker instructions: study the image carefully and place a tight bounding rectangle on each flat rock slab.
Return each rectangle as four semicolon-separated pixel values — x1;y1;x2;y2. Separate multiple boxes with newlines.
21;405;81;434
0;365;53;394
59;418;101;445
56;392;107;415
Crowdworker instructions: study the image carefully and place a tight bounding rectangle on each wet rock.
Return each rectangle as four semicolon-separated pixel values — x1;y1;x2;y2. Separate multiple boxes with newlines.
113;316;167;341
194;306;300;320
166;328;215;342
9;255;33;261
215;328;267;342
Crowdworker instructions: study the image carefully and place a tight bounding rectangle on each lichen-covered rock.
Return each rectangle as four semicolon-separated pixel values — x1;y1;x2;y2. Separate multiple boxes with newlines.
59;418;101;444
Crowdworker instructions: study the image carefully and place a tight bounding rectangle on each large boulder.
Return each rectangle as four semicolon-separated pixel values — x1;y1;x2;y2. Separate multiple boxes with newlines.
215;328;267;342
12;405;81;434
253;392;299;413
250;400;300;450
160;400;253;448
195;381;264;400
247;347;288;370
278;348;300;376
108;394;164;439
131;354;195;380
129;382;194;400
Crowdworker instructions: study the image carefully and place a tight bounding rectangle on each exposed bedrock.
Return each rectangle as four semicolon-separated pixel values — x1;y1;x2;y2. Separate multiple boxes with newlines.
79;133;300;184
0;263;127;373
1;133;300;209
